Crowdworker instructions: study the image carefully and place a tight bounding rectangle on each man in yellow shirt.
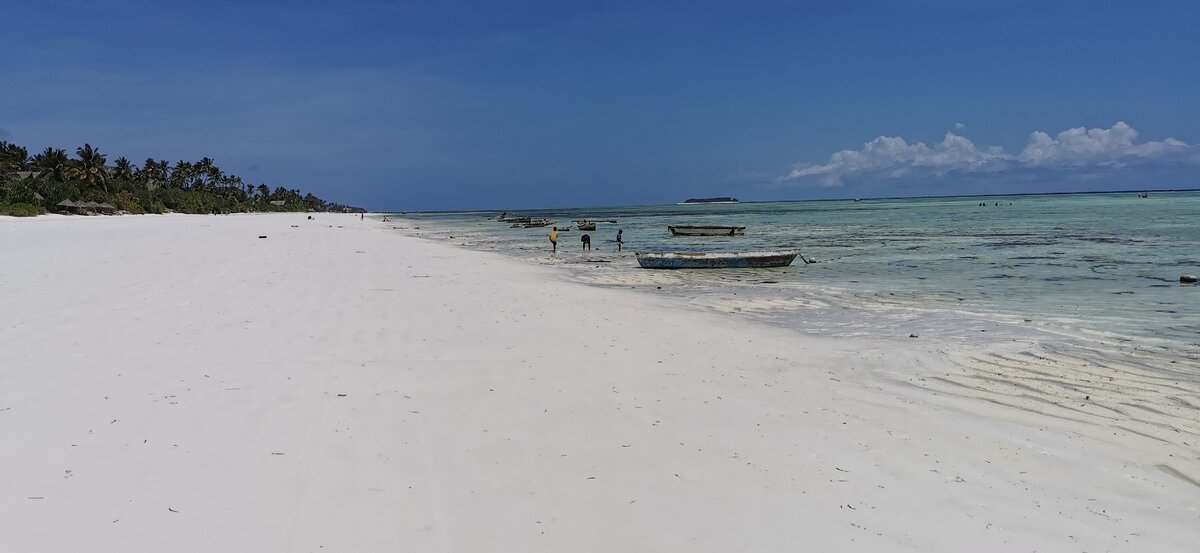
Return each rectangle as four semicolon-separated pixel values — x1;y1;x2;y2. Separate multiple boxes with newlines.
549;227;559;254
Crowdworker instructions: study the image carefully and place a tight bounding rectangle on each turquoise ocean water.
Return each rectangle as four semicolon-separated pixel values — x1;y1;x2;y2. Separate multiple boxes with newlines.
393;191;1199;375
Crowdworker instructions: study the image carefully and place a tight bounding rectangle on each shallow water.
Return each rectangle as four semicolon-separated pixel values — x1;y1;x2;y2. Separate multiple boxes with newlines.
392;191;1200;375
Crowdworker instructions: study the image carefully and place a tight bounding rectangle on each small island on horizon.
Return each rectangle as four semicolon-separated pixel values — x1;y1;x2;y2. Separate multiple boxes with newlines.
678;196;739;205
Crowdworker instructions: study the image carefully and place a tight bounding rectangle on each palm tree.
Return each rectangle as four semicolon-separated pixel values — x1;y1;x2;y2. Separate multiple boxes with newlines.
33;147;70;182
208;165;225;190
113;157;134;180
0;141;30;171
156;159;171;189
71;144;108;193
191;157;212;190
169;160;192;189
228;175;245;195
107;157;135;193
140;158;167;190
33;147;68;169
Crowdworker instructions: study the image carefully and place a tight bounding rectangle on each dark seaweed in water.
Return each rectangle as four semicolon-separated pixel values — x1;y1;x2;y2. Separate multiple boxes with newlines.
1081;236;1146;245
986;239;1059;247
1044;275;1108;282
975;232;1041;237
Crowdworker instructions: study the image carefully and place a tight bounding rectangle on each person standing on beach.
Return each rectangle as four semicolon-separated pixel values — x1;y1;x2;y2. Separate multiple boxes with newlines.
581;233;591;251
616;228;624;252
549;227;559;254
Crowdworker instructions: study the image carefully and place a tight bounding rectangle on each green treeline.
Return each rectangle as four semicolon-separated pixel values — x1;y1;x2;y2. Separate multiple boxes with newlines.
0;140;361;217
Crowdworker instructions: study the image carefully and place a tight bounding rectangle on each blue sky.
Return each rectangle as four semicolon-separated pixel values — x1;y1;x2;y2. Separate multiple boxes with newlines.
2;0;1198;210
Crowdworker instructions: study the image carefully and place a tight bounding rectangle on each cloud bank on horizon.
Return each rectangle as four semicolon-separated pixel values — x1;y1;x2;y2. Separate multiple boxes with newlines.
782;122;1200;187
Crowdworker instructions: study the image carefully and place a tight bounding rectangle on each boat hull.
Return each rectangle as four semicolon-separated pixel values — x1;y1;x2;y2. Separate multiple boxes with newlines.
636;251;799;269
668;225;746;236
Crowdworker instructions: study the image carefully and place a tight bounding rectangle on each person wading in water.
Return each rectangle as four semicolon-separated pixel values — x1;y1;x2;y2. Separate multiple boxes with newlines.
549;227;559;254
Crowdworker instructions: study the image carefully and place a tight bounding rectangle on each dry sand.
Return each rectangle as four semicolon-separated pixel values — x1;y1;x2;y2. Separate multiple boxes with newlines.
1;213;1196;552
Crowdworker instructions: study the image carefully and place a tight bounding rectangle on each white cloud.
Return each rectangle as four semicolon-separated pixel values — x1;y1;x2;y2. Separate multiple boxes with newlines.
954;122;966;130
1017;121;1189;167
782;122;1198;187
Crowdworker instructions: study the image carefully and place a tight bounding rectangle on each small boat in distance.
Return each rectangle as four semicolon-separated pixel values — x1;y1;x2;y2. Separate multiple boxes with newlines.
575;221;597;231
678;197;739;204
668;225;746;236
636;251;799;269
511;218;555;228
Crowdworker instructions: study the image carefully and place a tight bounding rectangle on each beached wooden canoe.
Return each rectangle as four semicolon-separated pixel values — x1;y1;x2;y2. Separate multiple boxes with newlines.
668;225;746;236
635;251;799;269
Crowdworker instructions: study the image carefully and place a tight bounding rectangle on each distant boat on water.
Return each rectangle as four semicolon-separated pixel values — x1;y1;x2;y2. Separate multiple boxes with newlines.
678;197;739;205
668;225;745;236
636;251;799;269
575;221;597;231
510;218;555;228
496;213;557;227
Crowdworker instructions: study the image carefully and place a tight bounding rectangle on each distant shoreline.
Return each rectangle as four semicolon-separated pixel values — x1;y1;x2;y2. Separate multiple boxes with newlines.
388;187;1200;215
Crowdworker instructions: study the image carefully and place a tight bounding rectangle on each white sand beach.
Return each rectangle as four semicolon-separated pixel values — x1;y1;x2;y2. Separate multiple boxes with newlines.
1;213;1196;552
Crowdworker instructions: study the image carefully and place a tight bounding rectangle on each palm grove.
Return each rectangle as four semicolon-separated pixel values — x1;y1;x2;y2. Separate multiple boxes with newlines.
0;141;361;216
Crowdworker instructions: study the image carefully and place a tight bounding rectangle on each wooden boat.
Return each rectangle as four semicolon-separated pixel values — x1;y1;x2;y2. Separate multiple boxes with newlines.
511;218;555;228
575;221;597;231
636;251;799;269
499;214;560;225
668;225;745;236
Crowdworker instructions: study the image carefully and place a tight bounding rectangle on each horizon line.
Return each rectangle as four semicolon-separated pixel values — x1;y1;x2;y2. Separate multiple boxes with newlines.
379;186;1200;215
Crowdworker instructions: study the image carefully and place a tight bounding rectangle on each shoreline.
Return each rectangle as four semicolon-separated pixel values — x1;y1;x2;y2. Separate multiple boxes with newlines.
2;213;1197;551
396;212;1200;452
395;202;1198;371
405;211;1200;444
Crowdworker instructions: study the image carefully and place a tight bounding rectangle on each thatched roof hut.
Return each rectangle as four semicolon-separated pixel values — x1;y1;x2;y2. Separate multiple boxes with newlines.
56;200;116;214
57;200;93;214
